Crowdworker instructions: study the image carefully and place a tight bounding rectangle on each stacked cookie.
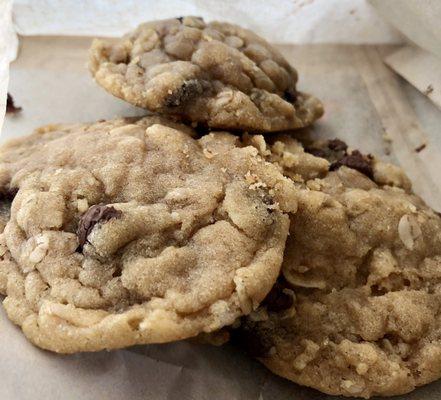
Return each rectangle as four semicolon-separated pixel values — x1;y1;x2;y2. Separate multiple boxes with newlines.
0;17;440;399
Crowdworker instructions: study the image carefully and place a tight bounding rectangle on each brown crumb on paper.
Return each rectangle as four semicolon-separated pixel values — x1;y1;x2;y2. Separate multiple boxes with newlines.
424;85;434;95
6;93;22;114
382;132;392;155
415;143;427;153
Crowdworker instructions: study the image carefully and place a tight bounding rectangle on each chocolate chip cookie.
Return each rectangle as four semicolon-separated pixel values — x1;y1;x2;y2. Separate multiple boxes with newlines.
237;137;441;398
0;117;297;353
89;17;323;132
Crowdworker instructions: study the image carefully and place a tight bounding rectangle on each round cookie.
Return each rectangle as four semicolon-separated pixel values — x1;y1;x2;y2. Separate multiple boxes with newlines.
0;116;297;353
89;16;323;132
0;191;15;296
237;137;441;398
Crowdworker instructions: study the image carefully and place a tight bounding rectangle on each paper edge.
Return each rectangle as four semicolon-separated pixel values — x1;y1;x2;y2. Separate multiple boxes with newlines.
385;45;441;110
0;0;19;134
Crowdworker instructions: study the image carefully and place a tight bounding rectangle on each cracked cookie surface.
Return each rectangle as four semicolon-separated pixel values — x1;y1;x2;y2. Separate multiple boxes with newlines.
238;137;441;398
0;117;296;353
89;17;323;132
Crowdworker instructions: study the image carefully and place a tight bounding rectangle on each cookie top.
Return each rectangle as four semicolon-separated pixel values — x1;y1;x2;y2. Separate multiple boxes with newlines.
237;137;441;398
89;17;323;132
0;117;297;353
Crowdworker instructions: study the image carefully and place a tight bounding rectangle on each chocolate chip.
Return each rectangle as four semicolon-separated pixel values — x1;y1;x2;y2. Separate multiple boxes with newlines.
327;139;348;152
230;326;273;357
77;204;122;248
304;147;327;159
165;79;204;107
263;283;293;312
330;150;374;179
305;138;347;161
283;87;297;103
6;93;22;114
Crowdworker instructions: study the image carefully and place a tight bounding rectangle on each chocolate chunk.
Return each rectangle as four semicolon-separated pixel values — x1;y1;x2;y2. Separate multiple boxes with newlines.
231;326;273;357
330;150;374;179
165;79;203;107
305;138;347;161
263;283;293;312
283;87;297;103
6;93;22;114
327;139;348;152
77;204;121;248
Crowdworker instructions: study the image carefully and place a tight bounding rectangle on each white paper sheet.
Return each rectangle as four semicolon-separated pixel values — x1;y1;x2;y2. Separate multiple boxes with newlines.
0;0;19;132
12;0;403;44
385;45;441;111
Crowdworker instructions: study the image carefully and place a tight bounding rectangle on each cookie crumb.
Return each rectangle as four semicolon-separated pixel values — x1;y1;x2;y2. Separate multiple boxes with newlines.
382;132;392;155
6;93;22;114
424;84;434;95
415;143;427;153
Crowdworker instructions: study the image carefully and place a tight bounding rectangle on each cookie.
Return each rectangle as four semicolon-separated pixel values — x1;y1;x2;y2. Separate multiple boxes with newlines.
0;116;297;353
237;137;441;398
89;17;323;132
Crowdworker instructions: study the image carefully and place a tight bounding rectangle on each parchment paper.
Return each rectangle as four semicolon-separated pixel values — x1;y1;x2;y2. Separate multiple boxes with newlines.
12;0;403;45
385;45;441;110
1;36;441;400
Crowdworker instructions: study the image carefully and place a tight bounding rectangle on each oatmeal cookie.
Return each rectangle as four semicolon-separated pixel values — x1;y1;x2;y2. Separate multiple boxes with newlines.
89;17;323;132
0;117;296;353
237;137;441;398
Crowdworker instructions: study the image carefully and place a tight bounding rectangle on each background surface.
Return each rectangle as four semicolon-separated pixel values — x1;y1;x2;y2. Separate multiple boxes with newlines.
12;0;402;43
